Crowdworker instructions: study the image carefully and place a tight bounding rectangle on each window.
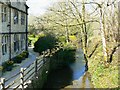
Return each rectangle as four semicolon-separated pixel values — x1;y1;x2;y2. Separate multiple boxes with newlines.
21;34;25;49
1;6;7;22
14;34;19;52
21;13;25;25
14;10;19;24
2;35;8;55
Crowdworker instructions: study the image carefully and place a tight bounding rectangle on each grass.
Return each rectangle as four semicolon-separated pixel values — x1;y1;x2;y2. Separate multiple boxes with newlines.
88;45;119;88
28;35;40;46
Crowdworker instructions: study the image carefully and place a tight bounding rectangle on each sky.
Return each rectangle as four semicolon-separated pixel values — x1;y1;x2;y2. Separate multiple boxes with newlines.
26;0;113;16
26;0;59;16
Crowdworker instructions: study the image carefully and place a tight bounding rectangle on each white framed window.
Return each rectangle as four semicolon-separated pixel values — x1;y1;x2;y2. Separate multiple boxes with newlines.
1;5;7;22
14;34;19;52
2;35;8;55
21;13;25;25
21;34;25;50
13;10;19;24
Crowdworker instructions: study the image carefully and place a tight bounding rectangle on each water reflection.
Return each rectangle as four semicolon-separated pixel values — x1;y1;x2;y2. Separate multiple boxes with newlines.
43;66;73;89
69;48;85;80
42;49;93;89
79;72;94;88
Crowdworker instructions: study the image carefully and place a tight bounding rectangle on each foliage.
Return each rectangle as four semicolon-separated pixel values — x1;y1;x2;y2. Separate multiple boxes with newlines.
21;51;29;58
69;35;77;42
28;34;39;46
58;35;78;47
52;44;76;66
12;51;29;63
33;34;58;54
6;60;14;65
28;24;37;35
58;36;66;44
0;66;3;71
37;32;46;38
2;60;14;71
13;55;23;63
28;0;119;88
1;51;29;71
88;44;119;88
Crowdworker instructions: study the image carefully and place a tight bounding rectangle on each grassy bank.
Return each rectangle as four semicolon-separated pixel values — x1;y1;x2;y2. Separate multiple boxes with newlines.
88;45;119;88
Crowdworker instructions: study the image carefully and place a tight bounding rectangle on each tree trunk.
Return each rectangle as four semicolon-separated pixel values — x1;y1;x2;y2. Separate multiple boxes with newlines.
82;0;87;54
108;44;120;63
65;2;69;43
82;0;88;71
84;54;88;71
118;2;120;42
65;26;69;43
99;7;108;62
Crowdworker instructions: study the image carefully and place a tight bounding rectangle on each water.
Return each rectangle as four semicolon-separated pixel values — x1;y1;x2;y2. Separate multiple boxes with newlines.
42;49;94;89
69;48;85;80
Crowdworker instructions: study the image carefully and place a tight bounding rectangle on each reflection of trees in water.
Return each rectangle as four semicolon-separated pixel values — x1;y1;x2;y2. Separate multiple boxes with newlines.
80;72;94;89
42;66;73;89
42;48;94;89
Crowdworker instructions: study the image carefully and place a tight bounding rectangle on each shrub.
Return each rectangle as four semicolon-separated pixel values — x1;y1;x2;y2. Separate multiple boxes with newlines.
34;34;58;54
6;60;14;66
13;55;23;63
52;46;76;66
21;51;29;58
58;36;66;43
20;52;26;58
15;55;23;63
2;60;14;71
0;66;3;76
12;51;29;63
2;61;14;67
38;33;45;38
0;66;3;71
24;51;29;58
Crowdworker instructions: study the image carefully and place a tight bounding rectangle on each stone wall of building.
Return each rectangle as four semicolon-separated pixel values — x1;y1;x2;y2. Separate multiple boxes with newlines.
0;0;28;65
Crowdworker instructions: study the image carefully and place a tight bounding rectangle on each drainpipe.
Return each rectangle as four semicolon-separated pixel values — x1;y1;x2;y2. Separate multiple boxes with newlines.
25;4;29;51
8;1;11;60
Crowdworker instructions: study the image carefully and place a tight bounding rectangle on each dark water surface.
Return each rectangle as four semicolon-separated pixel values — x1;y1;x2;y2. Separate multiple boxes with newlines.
42;49;93;89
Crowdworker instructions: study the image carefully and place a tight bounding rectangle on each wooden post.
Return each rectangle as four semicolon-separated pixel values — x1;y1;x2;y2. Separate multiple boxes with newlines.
20;68;24;90
1;78;5;90
43;51;45;64
35;58;38;77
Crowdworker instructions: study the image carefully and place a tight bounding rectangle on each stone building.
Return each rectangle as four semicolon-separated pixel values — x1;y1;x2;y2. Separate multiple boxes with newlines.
0;0;28;65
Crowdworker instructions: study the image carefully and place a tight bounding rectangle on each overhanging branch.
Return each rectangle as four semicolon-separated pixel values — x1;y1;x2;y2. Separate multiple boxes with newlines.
88;42;100;58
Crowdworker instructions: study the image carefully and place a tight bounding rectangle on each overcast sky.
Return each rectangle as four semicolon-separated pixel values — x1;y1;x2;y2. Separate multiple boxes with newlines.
26;0;110;16
26;0;59;16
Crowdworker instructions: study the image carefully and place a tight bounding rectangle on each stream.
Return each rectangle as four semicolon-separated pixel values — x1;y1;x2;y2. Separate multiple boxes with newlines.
42;48;94;89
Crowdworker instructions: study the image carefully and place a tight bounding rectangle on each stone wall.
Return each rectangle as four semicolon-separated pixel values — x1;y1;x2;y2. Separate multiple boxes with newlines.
27;58;51;89
26;55;64;89
0;1;27;64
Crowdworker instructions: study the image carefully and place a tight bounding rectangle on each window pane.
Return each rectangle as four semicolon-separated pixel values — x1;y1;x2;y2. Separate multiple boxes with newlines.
21;13;25;25
2;45;4;55
14;10;19;24
1;6;7;22
5;44;7;53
